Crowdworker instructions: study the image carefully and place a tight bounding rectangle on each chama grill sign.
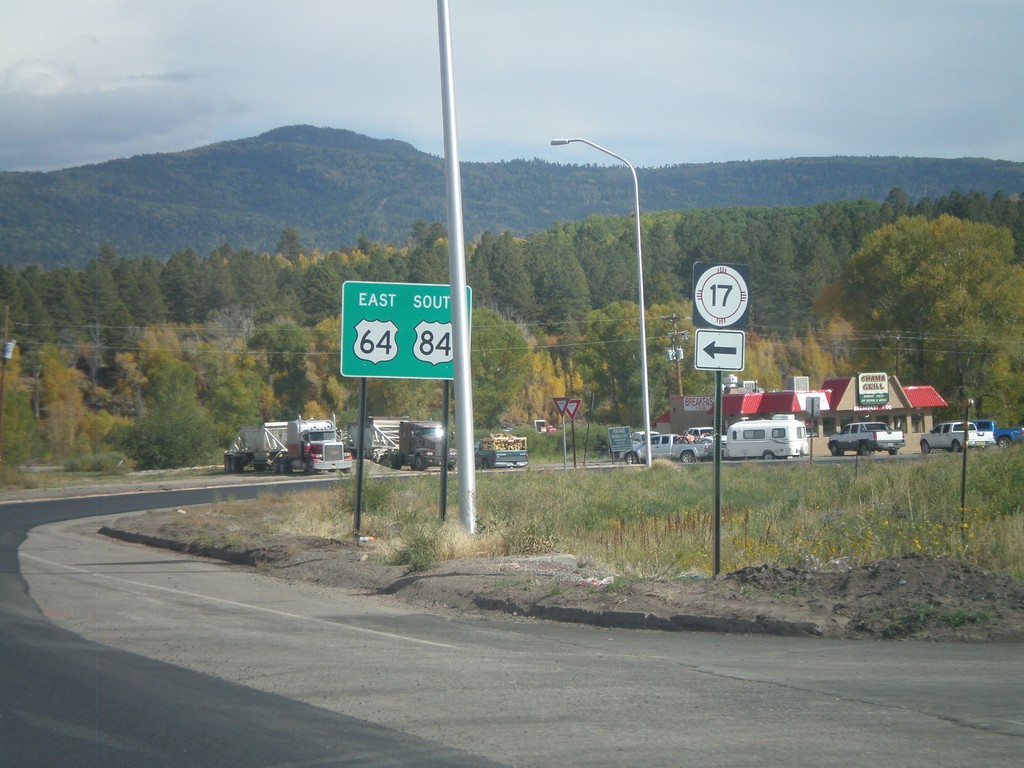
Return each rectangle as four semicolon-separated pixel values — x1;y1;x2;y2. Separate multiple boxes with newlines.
857;372;890;406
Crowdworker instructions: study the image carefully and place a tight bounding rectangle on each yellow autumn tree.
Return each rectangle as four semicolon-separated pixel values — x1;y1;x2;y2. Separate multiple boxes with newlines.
742;335;784;391
1;346;36;467
521;348;564;425
39;344;89;461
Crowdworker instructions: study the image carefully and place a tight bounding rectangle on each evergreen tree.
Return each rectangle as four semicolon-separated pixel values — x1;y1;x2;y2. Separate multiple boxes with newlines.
115;256;167;327
277;228;304;262
160;249;203;323
472;231;535;322
526;231;591;331
200;245;237;316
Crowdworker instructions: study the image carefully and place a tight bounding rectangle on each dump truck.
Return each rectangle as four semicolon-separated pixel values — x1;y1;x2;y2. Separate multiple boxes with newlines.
475;434;528;469
223;422;288;472
380;420;456;471
224;417;352;474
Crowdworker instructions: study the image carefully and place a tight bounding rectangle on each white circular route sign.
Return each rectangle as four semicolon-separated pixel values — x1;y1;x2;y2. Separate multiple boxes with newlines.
692;263;750;329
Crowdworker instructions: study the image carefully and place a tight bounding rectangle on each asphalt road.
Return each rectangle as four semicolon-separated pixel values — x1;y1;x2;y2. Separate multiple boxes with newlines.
5;481;1024;767
2;481;500;767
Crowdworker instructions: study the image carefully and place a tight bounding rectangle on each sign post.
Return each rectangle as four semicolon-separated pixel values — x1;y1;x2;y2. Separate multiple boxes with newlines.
553;397;569;468
807;396;821;463
608;426;631;463
553;397;582;468
565;399;582;467
692;263;751;576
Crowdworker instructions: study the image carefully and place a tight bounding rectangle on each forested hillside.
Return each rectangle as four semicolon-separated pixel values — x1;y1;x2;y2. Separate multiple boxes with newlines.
2;190;1023;472
3;124;1024;268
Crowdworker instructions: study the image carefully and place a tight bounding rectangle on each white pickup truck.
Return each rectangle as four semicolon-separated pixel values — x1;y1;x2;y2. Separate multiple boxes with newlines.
827;422;905;456
920;421;996;454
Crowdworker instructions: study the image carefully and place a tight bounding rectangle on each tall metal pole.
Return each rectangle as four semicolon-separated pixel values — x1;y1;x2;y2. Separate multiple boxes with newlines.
437;0;476;532
960;398;972;539
551;138;652;467
440;380;450;522
353;377;367;535
713;370;723;576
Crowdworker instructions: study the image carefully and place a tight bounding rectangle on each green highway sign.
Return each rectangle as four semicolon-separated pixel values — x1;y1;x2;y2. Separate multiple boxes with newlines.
341;281;471;380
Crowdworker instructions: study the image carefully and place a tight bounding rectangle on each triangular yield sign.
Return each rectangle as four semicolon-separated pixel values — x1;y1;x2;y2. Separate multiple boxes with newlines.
564;398;582;422
552;396;569;416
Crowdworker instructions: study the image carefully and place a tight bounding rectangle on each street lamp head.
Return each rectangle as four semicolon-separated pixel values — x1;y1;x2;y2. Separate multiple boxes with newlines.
550;139;570;146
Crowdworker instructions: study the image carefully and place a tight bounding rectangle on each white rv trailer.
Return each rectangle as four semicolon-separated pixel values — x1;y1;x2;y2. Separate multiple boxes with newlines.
724;414;808;460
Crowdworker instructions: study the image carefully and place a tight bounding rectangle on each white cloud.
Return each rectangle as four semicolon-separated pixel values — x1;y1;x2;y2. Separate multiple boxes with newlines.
1;1;1022;170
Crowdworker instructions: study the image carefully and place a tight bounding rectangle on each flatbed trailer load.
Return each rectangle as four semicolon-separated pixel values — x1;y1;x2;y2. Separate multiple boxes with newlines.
475;434;528;469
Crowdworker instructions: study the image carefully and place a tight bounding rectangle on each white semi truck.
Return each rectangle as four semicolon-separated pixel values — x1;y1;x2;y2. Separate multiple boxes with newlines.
224;417;352;474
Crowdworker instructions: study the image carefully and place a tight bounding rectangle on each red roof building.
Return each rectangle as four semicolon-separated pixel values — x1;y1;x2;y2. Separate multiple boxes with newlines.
666;374;949;446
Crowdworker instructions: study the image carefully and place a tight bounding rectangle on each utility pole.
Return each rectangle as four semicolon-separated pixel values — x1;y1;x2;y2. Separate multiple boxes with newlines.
895;333;901;379
1;305;16;464
662;313;687;397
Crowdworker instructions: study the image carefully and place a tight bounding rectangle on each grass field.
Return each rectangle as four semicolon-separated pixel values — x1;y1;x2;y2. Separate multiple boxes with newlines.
272;448;1024;578
6;436;1019;580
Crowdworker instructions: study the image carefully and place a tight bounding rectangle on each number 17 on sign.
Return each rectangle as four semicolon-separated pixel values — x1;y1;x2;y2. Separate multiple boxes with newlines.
692;263;750;329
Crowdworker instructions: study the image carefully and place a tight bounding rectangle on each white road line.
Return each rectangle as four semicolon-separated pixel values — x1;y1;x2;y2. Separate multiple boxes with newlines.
21;551;460;650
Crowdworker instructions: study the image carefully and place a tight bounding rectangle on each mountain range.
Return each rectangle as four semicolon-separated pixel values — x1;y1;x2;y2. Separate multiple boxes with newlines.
2;124;1023;268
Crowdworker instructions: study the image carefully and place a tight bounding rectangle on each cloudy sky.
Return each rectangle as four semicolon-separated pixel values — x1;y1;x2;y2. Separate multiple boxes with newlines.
1;1;1022;172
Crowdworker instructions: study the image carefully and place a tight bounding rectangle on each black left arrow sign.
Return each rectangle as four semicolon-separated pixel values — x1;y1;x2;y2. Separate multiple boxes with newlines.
703;341;737;359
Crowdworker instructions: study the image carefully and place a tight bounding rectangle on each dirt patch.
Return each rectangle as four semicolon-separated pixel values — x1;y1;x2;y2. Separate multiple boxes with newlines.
100;508;1024;642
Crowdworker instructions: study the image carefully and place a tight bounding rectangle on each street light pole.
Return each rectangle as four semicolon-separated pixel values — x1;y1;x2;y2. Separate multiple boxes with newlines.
437;0;476;532
551;138;652;467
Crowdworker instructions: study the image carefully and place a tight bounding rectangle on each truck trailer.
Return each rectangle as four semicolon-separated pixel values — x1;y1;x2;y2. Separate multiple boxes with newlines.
223;422;288;473
345;416;402;462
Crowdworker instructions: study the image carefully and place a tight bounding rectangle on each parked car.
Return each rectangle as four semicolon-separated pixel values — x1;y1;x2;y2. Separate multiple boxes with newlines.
827;421;904;456
920;421;995;454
